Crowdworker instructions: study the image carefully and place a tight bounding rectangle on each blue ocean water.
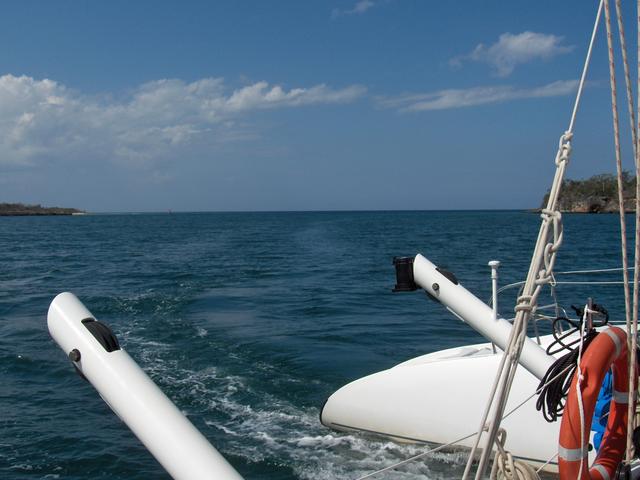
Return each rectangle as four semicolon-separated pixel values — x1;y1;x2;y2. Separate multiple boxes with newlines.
0;210;632;479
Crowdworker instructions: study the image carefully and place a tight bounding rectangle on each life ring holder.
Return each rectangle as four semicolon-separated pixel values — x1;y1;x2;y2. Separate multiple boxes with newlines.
558;326;634;480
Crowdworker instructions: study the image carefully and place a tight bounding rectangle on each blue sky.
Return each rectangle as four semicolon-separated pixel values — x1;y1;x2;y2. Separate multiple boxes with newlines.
0;0;635;211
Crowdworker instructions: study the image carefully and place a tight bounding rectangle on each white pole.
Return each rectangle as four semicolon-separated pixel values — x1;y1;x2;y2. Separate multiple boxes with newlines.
412;254;553;381
489;260;500;354
489;260;501;320
48;292;244;480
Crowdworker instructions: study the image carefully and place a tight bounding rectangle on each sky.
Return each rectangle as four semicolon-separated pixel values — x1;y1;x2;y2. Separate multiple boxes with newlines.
0;0;637;212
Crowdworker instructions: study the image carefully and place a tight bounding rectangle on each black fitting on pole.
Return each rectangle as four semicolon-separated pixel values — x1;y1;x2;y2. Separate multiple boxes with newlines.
392;257;418;292
68;349;81;362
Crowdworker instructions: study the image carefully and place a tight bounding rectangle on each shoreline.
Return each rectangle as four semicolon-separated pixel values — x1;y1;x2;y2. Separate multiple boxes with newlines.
0;203;85;216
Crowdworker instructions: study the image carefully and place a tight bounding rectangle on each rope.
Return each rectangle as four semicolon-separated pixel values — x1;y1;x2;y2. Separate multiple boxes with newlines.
536;327;599;422
603;0;635;462
613;0;638;161
490;429;540;480
461;3;605;478
632;0;640;467
535;453;559;474
569;0;605;134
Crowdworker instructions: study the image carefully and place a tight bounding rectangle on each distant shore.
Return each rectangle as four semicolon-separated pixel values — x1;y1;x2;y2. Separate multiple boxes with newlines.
0;203;85;216
540;173;637;213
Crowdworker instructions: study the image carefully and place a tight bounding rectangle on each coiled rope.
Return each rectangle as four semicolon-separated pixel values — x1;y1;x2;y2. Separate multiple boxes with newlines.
535;313;605;423
490;429;540;480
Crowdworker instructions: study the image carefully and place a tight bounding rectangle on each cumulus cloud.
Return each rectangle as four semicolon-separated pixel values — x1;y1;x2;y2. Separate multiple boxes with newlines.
451;32;574;77
378;79;578;112
332;0;376;18
0;74;366;167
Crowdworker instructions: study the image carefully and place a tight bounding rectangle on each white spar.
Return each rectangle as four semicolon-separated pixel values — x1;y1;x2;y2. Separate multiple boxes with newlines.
412;254;554;381
47;292;243;480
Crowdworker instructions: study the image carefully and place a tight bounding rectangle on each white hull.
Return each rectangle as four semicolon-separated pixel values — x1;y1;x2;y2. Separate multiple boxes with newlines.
321;335;597;472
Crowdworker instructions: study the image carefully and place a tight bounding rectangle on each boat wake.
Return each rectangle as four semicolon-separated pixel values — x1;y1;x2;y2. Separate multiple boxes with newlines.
121;313;469;479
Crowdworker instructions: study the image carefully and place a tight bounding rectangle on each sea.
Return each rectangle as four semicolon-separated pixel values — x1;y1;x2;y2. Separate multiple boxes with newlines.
0;210;633;479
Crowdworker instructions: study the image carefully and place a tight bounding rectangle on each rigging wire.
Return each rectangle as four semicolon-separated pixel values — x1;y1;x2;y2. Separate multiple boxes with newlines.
603;0;635;461
633;0;640;467
462;3;605;478
613;0;638;160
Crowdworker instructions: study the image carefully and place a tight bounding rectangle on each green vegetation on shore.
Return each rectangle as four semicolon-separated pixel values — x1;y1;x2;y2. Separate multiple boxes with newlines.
0;203;84;216
541;172;636;213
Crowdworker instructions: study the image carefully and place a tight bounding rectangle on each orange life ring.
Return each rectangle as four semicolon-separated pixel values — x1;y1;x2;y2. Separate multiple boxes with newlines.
558;326;634;480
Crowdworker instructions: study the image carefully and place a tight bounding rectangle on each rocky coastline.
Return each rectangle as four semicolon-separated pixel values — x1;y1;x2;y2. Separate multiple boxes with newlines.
541;173;637;213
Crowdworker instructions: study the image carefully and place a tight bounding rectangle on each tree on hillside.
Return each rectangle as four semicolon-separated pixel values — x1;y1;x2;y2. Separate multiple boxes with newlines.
540;172;636;212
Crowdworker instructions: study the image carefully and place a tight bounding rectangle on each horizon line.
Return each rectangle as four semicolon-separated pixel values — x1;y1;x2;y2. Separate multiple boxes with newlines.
71;208;534;215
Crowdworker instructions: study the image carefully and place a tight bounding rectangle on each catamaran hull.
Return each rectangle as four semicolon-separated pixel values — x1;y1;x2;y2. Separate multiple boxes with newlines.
321;339;596;472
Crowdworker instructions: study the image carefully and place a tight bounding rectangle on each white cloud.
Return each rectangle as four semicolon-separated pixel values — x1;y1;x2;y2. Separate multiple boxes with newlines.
332;0;376;18
378;79;578;112
0;74;366;167
451;32;574;77
225;82;366;111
